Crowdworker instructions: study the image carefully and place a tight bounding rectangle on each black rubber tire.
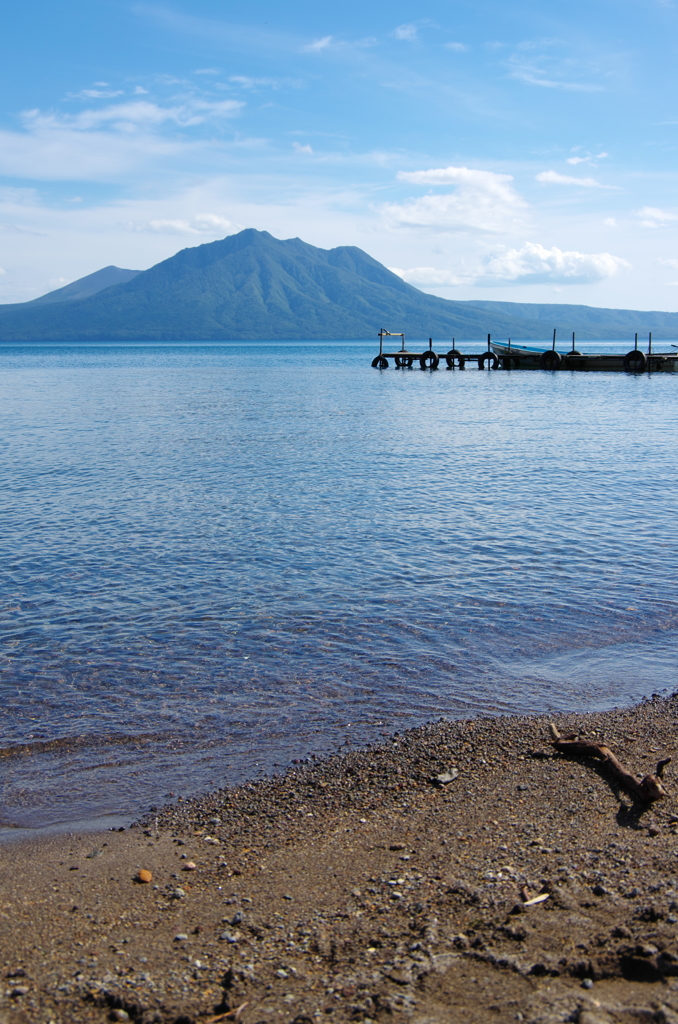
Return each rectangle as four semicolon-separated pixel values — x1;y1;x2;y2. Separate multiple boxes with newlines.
623;349;647;373
395;353;413;368
371;355;388;369
445;349;466;369
420;350;439;370
478;351;499;370
501;355;519;370
568;350;582;356
540;350;562;371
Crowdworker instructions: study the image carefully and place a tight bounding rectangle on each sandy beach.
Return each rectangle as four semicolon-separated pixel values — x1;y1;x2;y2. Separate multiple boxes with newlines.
3;695;678;1024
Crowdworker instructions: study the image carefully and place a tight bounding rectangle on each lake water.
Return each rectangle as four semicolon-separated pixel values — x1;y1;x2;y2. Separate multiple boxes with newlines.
2;341;677;839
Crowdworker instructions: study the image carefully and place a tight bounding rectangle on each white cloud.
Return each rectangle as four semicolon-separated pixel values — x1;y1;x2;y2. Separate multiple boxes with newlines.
536;169;614;188
194;68;221;75
604;217;617;226
390;242;630;289
382;166;528;233
0;268;6;276
390;266;465;286
292;142;313;154
134;86;149;95
476;241;630;285
394;24;417;41
657;258;678;269
444;42;468;51
303;35;333;52
636;206;678;227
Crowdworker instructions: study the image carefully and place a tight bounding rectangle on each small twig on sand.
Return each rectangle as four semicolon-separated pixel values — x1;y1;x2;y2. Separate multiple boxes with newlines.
204;1002;249;1023
549;723;670;804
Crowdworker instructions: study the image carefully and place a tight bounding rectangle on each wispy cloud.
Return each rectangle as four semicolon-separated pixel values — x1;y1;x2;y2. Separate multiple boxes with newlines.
303;35;333;52
536;169;616;188
134;5;301;58
393;24;418;41
292;142;313;154
130;212;238;234
72;89;125;100
444;42;468;52
383;166;529;234
567;151;608;165
194;68;221;75
390;265;465;286
636;206;678;227
230;76;277;88
0;98;249;182
507;39;606;91
24;98;244;132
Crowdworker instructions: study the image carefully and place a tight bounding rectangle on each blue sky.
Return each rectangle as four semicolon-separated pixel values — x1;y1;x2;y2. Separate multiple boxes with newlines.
1;0;678;309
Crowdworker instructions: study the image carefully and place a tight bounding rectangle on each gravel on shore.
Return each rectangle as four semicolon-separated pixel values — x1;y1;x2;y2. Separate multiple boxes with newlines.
3;695;678;1024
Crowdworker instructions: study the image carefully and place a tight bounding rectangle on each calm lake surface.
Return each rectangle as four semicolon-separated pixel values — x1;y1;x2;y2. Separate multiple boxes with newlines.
2;341;677;838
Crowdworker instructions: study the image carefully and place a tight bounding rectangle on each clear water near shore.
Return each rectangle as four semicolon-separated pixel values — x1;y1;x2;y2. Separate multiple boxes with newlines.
1;341;677;838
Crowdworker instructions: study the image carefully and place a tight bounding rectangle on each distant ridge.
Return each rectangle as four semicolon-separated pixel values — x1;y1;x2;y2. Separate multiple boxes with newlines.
1;229;677;341
27;266;141;306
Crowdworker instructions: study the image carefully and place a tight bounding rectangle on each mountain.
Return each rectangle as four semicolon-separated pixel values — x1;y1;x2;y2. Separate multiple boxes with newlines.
0;229;676;341
27;266;141;306
459;299;678;336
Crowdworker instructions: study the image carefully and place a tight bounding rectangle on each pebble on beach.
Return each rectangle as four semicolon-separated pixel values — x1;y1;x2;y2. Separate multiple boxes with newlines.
136;869;152;883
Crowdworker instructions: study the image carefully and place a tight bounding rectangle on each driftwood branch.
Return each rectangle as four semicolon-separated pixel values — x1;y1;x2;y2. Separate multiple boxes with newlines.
549;723;670;804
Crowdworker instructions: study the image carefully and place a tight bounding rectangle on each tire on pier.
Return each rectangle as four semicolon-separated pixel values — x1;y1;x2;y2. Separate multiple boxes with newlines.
420;350;439;370
372;355;389;369
445;349;466;370
478;350;499;370
395;353;413;368
540;350;562;371
623;349;647;373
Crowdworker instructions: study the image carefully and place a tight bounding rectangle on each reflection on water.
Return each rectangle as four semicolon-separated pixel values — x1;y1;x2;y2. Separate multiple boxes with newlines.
1;342;677;835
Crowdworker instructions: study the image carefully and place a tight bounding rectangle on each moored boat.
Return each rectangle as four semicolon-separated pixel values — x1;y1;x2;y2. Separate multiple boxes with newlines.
490;341;678;373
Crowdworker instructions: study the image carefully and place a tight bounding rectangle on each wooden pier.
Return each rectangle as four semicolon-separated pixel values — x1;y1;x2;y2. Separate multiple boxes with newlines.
371;330;678;373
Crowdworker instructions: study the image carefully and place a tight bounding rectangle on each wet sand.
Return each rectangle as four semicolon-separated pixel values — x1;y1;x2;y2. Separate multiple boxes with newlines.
3;695;678;1024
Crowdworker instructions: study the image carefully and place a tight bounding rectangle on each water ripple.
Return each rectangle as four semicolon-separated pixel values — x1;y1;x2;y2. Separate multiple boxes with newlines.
1;342;677;833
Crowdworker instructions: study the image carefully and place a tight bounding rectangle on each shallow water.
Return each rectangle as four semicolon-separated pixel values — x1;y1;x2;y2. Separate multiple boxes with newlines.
2;341;677;838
